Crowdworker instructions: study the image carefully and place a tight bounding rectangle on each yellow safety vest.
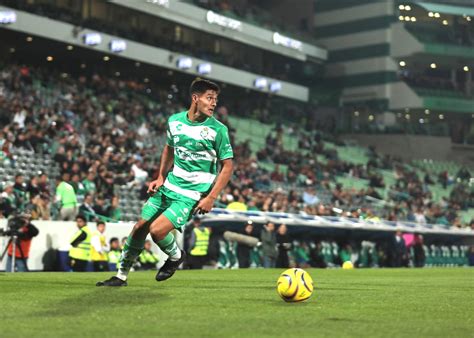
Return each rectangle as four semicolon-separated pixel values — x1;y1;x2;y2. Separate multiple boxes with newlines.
69;226;92;261
139;250;159;264
108;250;121;264
91;231;108;262
190;227;210;256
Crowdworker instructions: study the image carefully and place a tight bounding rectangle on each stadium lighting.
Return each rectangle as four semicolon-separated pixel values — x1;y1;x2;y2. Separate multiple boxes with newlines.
115;72;120;77
399;5;405;10
269;82;282;93
404;16;410;21
425;109;430;115
197;63;212;75
144;78;149;83
405;5;411;10
434;12;440;18
67;45;74;51
354;111;360;117
439;114;444;119
430;63;437;69
83;33;102;46
26;36;33;42
405;114;410;120
368;115;374;121
0;11;16;24
61;73;68;78
254;77;268;90
428;12;434;17
46;56;53;62
411;17;416;22
103;56;110;61
442;20;448;25
9;47;15;53
419;118;424;124
467;16;471;22
399;61;406;67
80;63;86;69
135;62;141;67
399;16;405;21
109;40;126;53
463;66;469;72
177;56;193;70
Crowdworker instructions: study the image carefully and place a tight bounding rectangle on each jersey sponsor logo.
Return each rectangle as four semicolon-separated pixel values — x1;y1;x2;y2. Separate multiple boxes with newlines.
176;148;208;160
175;123;183;131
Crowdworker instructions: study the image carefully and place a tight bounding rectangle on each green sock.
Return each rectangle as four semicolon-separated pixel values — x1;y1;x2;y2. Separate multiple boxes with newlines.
157;233;181;261
116;236;145;280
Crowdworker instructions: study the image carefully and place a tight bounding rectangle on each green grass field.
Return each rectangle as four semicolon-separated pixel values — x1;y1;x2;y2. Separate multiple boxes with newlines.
1;268;473;337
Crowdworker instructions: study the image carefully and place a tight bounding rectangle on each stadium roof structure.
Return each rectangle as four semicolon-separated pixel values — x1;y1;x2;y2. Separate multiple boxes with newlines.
414;1;474;17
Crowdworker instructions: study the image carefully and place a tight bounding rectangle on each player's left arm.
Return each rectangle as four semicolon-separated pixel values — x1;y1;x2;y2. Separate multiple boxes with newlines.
194;158;233;215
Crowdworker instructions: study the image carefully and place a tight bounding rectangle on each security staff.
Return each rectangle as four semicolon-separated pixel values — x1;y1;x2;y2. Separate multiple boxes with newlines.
138;240;159;270
108;237;122;271
91;221;109;271
69;215;91;272
187;216;211;269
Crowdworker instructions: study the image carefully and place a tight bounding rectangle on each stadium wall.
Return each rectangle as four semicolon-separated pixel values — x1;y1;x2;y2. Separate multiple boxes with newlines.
0;220;172;271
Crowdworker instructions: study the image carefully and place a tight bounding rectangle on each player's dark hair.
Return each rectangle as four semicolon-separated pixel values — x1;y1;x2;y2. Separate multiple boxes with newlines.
189;78;220;97
76;214;87;222
109;237;119;245
97;220;106;226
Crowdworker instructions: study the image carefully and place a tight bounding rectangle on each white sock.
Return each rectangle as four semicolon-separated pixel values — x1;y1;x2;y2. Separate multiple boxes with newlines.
169;249;182;261
116;271;128;281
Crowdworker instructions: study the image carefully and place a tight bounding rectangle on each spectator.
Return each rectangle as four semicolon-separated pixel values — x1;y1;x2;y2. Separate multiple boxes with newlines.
55;173;78;221
108;237;121;271
393;230;407;267
93;194;107;219
0;184;16;218
91;221;109;272
13;174;27;210
413;234;425;267
236;221;255;268
79;194;97;222
82;171;97;196
260;222;277;268
276;224;292;268
106;195;122;221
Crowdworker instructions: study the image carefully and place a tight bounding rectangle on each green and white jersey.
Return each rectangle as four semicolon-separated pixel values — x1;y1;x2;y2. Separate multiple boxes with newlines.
164;111;233;201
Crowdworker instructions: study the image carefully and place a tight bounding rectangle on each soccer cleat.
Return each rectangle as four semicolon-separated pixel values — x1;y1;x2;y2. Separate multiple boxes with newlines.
96;276;128;287
155;250;186;282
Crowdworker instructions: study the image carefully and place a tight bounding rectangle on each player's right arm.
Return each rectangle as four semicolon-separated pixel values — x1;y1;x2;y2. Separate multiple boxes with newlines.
147;144;174;194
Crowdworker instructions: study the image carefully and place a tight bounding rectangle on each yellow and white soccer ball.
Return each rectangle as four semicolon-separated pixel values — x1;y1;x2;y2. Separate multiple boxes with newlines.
342;261;354;269
277;268;314;302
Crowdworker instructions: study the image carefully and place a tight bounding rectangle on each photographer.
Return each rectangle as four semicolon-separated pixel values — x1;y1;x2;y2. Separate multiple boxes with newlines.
5;214;39;272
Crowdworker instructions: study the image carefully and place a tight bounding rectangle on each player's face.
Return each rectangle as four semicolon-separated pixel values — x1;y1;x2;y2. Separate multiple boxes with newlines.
194;90;218;117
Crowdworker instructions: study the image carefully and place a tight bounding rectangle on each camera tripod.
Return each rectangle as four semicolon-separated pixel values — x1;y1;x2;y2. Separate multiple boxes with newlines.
0;234;29;273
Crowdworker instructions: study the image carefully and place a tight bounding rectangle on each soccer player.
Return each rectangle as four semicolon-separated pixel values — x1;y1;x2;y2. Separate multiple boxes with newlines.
97;78;234;286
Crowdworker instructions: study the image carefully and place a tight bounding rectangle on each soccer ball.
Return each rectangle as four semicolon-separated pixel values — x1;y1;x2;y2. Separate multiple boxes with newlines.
276;268;314;302
342;261;354;269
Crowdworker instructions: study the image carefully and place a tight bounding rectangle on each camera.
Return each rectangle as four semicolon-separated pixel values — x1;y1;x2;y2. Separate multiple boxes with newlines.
0;213;29;237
